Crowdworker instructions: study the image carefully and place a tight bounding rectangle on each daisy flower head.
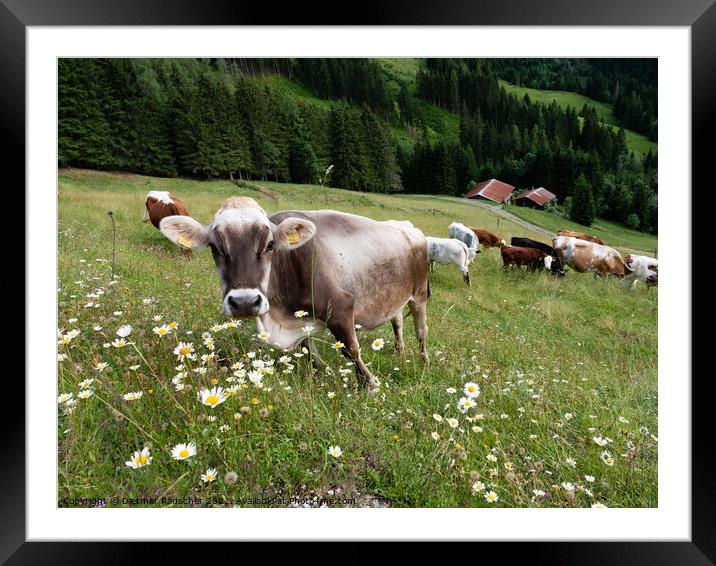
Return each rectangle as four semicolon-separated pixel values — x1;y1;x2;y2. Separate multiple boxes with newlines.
116;325;132;338
457;397;476;413
472;481;485;494
123;391;144;401
125;447;152;469
484;491;499;503
111;338;129;348
328;445;343;458
464;382;480;398
433;413;443;423
591;502;608;508
77;389;94;399
431;431;440;441
257;331;270;342
371;338;385;351
201;467;218;482
153;325;171;337
174;342;195;361
332;341;344;351
294;310;308;318
57;393;73;404
198;386;228;408
592;436;609;447
171;442;197;461
600;451;615;466
447;417;459;429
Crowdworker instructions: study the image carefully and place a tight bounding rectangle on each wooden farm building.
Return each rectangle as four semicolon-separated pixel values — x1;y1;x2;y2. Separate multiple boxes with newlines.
464;178;515;204
514;187;557;209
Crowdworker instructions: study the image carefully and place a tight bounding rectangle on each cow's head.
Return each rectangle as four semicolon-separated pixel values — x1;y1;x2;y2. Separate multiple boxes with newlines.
543;255;553;271
160;197;316;318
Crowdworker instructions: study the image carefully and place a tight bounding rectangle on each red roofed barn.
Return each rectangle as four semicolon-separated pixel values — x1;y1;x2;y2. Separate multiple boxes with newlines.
464;179;515;204
515;187;557;209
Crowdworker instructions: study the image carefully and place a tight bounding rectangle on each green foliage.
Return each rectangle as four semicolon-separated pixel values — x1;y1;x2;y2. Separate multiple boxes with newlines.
570;175;597;226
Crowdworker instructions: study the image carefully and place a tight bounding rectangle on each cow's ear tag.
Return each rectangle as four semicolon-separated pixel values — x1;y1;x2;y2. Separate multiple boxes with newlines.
177;234;193;249
287;231;300;245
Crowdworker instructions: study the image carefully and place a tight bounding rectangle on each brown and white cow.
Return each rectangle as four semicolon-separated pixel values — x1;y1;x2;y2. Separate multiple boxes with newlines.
552;236;625;278
556;229;605;246
159;197;430;390
623;254;658;288
144;191;193;258
500;244;552;271
470;227;505;249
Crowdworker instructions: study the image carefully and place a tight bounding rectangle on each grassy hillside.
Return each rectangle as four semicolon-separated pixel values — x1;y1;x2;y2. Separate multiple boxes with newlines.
57;169;657;508
498;80;657;157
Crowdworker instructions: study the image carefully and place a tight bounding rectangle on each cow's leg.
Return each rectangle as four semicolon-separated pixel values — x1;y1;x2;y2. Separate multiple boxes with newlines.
408;298;429;364
327;319;378;391
390;314;405;353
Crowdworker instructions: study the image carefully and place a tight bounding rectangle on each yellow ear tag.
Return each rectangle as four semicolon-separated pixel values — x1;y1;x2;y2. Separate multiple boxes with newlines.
177;234;193;249
287;231;300;245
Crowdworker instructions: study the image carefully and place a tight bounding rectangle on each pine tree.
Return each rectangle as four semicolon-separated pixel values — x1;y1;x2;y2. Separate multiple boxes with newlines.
570;174;596;226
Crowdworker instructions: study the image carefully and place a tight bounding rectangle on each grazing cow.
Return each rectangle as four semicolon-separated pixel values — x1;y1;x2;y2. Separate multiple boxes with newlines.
470;227;505;249
623;254;658;288
552;236;625;278
511;237;565;276
426;236;471;286
448;222;480;262
160;197;430;391
556;229;605;246
144;191;193;258
500;244;552;271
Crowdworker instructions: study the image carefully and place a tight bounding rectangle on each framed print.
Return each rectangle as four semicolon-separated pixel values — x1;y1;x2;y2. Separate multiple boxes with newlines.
7;0;710;561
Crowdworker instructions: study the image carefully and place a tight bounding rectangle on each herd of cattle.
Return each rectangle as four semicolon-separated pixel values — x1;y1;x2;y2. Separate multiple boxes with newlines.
143;190;657;390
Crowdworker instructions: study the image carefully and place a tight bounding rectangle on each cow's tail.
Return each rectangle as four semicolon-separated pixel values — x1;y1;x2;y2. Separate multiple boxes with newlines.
427;278;431;300
142;205;149;223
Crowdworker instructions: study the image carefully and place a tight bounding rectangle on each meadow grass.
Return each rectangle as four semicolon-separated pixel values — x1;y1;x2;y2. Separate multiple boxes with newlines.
57;169;657;508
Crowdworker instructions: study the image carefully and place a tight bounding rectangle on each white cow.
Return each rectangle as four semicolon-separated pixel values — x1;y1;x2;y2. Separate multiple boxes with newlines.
426;236;471;286
448;222;479;263
623;254;658;288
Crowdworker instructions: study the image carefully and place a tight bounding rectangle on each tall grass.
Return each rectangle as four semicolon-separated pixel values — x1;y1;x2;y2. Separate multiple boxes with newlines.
57;169;657;508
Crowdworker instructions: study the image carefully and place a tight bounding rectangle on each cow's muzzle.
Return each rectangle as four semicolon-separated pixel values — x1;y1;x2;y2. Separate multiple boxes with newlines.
222;288;269;318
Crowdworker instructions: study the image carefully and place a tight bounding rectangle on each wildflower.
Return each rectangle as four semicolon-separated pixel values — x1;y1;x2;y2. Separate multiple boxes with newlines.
484;491;499;503
328;445;343;458
565;457;577;468
77;389;94;399
201;468;218;482
593;436;609;447
591;502;608;508
78;378;94;389
332;341;344;351
457;397;476;413
585;475;595;482
486;453;498;463
95;362;108;371
123;392;144;401
116;325;132;338
371;338;385;351
111;338;128;348
447;418;459;429
57;393;73;404
327;391;336;399
225;471;238;484
471;481;485;494
129;365;140;371
600;451;615;466
433;414;443;423
464;382;480;398
561;482;575;492
431;431;440;441
153;325;171;337
171;442;197;460
198;386;228;408
168;321;179;330
533;489;546;498
294;310;308;318
174;342;195;361
125;447;152;469
257;331;270;342
446;387;456;394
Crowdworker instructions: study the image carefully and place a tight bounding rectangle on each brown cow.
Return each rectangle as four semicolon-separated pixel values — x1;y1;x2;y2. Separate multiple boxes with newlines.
552;236;625;278
159;197;430;391
500;244;552;271
557;230;605;245
470;227;506;249
144;191;192;258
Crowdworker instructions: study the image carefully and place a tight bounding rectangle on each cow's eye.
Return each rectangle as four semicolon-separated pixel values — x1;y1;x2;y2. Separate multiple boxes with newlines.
266;241;274;253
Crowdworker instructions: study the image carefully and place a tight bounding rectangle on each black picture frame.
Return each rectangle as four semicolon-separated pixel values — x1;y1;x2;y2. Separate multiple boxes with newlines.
8;0;708;561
